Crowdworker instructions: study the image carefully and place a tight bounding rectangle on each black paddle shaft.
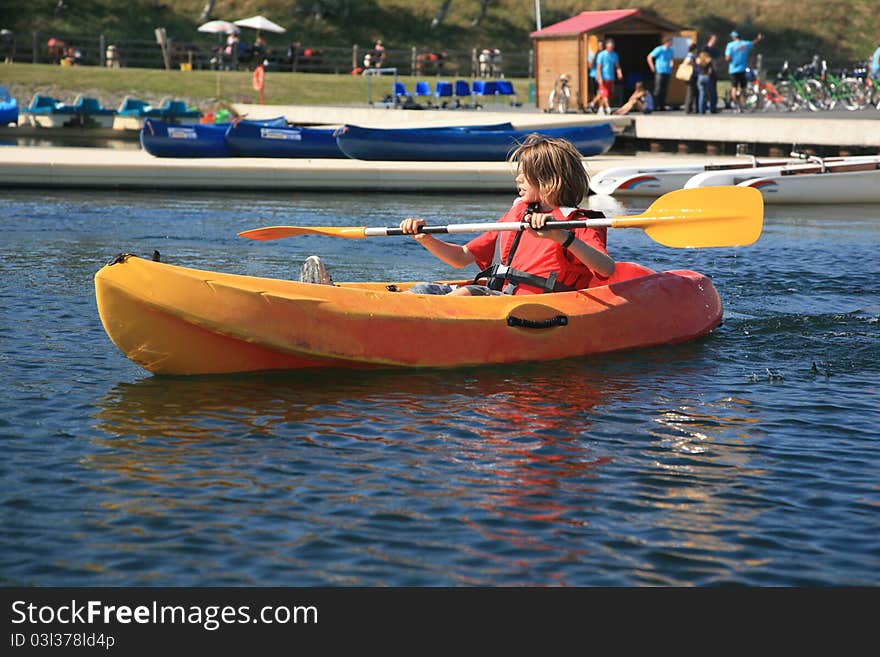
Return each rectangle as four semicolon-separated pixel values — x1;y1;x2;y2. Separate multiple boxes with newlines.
381;220;595;236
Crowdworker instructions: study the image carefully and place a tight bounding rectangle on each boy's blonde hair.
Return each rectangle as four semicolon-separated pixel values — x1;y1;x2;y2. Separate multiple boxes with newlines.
509;133;590;207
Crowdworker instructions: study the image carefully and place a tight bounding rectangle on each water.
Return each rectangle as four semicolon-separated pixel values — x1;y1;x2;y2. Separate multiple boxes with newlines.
1;187;878;586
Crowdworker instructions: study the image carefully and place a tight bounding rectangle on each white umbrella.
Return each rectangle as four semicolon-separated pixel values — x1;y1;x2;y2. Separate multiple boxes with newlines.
197;20;240;34
234;15;286;34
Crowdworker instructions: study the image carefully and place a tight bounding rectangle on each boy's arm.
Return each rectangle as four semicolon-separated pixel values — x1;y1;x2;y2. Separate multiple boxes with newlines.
565;237;615;278
401;217;476;268
414;234;475;268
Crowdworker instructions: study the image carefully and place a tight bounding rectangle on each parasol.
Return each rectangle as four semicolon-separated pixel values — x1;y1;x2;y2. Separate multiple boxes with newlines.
197;20;240;35
233;15;286;34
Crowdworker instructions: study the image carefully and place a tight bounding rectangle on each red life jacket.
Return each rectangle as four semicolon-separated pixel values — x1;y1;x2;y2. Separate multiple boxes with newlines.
466;200;609;295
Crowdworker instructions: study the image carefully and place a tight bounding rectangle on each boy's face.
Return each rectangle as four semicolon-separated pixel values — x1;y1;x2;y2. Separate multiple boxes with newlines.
515;171;541;204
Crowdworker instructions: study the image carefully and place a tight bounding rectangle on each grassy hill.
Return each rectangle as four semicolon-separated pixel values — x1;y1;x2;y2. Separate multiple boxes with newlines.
5;0;878;67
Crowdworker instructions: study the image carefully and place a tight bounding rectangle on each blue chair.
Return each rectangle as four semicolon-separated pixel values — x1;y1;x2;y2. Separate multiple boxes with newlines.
414;80;433;106
454;80;471;100
473;79;499;96
434;81;453;106
393;81;411;100
495;80;516;103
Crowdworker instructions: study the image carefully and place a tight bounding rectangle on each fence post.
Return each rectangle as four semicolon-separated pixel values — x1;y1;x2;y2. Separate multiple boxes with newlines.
32;31;38;63
411;46;417;76
352;44;358;71
100;34;106;67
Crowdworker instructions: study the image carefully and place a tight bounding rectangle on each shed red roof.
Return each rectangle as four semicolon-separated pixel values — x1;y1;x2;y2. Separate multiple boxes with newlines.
530;9;642;37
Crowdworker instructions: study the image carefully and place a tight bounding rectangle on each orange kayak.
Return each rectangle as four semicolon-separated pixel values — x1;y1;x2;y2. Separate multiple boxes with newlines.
94;254;722;375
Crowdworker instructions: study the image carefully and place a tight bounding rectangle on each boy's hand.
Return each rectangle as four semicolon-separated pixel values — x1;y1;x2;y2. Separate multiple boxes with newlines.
526;212;567;244
400;217;427;240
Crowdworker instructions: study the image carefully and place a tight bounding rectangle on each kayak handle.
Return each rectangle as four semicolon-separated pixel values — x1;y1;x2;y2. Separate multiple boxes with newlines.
507;314;569;329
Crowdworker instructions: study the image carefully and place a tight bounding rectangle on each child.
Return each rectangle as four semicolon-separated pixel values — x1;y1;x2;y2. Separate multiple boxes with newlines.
613;81;654;115
547;73;572;113
300;134;615;296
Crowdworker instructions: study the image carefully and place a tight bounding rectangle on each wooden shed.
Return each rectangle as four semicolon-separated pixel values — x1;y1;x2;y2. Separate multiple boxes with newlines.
531;8;695;112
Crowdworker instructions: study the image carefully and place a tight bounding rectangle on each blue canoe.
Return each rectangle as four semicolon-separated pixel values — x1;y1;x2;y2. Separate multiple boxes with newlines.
140;117;287;158
0;85;18;125
334;122;615;161
225;122;345;159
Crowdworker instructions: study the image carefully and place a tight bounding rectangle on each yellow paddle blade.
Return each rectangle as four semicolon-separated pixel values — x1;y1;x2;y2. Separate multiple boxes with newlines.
611;186;763;248
238;225;368;240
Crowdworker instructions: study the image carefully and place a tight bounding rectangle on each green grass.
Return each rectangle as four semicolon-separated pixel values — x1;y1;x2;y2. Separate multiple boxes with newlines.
4;63;531;109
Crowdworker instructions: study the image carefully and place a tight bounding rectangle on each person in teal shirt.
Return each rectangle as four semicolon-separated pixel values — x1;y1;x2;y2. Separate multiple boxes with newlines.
593;38;622;114
871;43;880;80
725;31;763;107
647;37;674;110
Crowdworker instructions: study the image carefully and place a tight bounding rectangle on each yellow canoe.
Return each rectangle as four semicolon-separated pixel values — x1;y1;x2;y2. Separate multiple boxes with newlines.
95;254;723;375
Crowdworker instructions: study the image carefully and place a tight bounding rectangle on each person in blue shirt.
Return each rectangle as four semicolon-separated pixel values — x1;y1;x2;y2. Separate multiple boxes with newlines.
586;46;598;103
725;30;763;107
646;37;674;111
592;38;622;114
871;42;880;80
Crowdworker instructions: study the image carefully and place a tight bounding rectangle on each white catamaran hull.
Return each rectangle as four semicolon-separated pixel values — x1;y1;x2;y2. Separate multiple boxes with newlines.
736;167;880;204
684;155;880;191
591;158;800;197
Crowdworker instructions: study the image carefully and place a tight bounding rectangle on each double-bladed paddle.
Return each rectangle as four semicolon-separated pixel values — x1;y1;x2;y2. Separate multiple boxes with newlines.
238;186;764;248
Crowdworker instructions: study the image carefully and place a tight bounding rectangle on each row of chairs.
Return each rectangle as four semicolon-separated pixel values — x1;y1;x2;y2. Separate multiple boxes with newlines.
394;79;516;106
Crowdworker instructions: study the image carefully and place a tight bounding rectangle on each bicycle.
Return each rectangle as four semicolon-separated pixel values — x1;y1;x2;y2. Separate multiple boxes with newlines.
736;67;789;112
848;64;880;110
817;59;865;111
775;57;826;111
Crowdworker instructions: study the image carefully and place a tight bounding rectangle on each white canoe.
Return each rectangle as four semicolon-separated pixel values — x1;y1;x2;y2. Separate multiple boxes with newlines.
735;159;880;204
684;155;880;190
590;158;793;197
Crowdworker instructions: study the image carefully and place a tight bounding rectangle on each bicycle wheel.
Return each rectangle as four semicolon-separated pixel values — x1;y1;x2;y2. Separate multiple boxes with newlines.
741;85;761;112
802;79;826;111
839;78;867;110
776;81;798;110
764;83;789;111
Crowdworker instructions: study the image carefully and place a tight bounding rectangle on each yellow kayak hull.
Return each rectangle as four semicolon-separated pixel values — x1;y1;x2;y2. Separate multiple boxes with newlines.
95;254;723;375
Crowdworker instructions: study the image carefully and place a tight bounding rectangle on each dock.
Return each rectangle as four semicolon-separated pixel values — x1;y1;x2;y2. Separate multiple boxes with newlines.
1;104;876;191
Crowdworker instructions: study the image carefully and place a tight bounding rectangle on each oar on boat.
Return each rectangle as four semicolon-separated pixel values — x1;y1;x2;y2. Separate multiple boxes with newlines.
238;186;764;249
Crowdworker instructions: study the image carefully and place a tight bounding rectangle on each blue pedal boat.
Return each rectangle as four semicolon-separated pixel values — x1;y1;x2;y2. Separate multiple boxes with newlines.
21;94;116;128
116;97;202;130
0;85;18;125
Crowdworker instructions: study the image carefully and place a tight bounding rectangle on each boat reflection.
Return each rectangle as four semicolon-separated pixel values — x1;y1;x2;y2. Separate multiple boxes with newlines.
88;345;767;584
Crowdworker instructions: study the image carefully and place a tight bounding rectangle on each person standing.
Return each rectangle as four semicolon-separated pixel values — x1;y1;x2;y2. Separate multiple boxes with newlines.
252;59;266;104
696;49;715;114
702;34;721;113
586;45;598;102
593;38;623;114
646;37;674;111
682;43;699;113
870;41;880;80
725;30;763;108
373;39;386;68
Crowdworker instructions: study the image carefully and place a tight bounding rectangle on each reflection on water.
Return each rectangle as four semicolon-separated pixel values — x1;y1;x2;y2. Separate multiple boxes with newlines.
82;350;788;585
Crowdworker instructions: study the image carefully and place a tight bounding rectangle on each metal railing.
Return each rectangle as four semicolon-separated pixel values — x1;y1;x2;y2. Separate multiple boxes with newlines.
4;32;533;78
